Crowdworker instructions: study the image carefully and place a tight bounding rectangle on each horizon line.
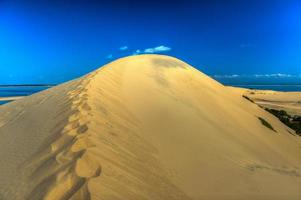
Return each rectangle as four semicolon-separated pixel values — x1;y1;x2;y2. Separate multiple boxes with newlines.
0;84;56;87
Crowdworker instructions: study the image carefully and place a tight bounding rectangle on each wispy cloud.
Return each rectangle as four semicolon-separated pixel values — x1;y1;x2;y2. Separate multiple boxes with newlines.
213;74;301;78
254;73;294;78
213;74;240;78
144;45;171;53
131;45;172;55
132;49;141;55
119;46;128;51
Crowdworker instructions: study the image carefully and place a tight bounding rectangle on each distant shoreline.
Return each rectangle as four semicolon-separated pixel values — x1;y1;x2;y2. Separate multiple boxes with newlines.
0;84;55;87
0;96;24;101
0;85;54;103
1;83;301;87
229;84;301;86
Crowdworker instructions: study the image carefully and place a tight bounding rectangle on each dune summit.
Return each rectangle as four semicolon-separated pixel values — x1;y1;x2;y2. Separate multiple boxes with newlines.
0;55;301;200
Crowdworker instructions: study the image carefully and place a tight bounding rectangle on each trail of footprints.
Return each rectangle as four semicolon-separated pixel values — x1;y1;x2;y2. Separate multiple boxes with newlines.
26;72;101;200
24;68;191;200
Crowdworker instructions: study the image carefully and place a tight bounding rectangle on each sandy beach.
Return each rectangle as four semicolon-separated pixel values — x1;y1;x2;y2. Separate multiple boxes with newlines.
0;96;24;102
229;87;301;116
0;55;301;200
244;90;301;116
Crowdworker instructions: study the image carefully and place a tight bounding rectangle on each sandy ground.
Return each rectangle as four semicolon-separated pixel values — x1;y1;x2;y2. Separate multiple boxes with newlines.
0;55;301;200
230;87;301;116
0;96;24;101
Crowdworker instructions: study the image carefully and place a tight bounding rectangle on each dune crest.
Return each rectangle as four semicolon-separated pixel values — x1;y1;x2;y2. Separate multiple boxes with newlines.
0;55;301;200
25;72;101;200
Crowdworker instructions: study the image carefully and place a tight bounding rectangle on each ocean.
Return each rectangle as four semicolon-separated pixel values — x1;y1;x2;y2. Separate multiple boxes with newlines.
0;86;51;105
0;84;301;106
0;86;51;97
229;84;301;92
0;100;11;105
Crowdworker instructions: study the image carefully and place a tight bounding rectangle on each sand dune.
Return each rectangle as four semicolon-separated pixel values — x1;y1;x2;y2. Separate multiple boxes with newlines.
0;55;301;200
239;89;301;116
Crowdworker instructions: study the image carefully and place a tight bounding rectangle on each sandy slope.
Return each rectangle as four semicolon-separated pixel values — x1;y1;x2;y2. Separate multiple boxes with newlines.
0;55;301;200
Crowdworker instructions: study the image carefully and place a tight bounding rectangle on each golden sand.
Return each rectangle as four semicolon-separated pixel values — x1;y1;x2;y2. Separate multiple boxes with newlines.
0;55;301;200
0;96;23;101
230;87;301;116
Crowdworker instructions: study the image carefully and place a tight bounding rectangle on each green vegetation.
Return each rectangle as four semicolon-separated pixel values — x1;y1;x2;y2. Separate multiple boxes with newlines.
258;117;276;132
265;108;301;136
242;95;255;103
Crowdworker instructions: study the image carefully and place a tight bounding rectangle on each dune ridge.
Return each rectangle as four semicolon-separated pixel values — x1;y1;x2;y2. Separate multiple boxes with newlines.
25;72;101;200
0;55;301;200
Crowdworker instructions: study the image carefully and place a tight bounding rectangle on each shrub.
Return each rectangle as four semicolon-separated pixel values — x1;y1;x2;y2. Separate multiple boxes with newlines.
265;108;301;136
242;95;254;103
258;117;276;132
292;116;301;122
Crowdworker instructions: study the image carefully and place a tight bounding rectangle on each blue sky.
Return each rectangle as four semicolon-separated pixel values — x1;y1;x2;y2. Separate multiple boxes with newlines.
0;0;301;84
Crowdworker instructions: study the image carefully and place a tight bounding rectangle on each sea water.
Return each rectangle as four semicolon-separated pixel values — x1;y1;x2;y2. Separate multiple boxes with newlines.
229;84;301;92
0;86;51;105
0;100;12;105
0;86;50;97
0;85;301;106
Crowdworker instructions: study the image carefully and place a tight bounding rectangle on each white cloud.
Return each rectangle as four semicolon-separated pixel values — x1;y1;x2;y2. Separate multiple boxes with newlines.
254;73;294;78
119;46;128;51
132;49;141;55
213;73;300;78
144;45;171;53
131;45;172;56
106;54;113;59
213;74;240;78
